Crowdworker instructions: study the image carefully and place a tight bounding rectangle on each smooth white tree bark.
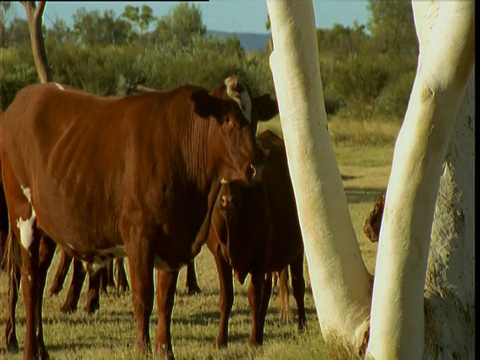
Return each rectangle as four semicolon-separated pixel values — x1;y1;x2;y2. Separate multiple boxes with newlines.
367;2;474;359
266;0;372;348
423;67;475;359
267;0;474;358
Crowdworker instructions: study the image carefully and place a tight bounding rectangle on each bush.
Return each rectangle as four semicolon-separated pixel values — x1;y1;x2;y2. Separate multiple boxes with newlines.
2;27;416;122
374;70;415;118
48;42;143;95
1;46;39;110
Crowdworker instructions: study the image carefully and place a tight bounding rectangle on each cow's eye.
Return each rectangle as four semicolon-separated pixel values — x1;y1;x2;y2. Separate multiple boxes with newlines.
224;115;234;127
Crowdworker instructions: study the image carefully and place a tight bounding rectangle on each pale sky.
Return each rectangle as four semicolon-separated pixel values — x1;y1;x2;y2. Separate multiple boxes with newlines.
10;1;371;34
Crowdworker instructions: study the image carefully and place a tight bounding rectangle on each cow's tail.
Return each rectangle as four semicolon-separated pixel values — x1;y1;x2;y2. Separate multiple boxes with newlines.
277;268;293;324
1;216;22;276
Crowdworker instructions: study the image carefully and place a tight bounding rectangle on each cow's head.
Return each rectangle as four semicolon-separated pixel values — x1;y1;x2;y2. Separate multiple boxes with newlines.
210;75;279;134
190;87;267;186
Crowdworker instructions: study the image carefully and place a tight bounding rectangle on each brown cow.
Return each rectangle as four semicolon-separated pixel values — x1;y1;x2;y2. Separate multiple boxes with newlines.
205;129;306;347
1;79;266;359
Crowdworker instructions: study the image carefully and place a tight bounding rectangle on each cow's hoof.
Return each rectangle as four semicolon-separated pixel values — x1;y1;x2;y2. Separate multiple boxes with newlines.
6;338;19;353
60;304;77;314
187;285;202;295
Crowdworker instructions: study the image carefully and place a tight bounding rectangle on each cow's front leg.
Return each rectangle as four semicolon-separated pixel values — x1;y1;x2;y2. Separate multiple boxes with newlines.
125;240;155;353
259;272;273;341
155;268;179;360
213;246;234;348
247;269;266;346
185;260;201;295
290;253;307;333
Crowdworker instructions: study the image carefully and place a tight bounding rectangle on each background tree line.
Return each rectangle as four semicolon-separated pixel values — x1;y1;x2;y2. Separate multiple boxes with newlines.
1;1;417;121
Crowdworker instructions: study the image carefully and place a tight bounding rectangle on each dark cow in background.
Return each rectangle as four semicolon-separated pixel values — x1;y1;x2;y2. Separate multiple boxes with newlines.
1;78;266;359
206;129;306;347
49;254;199;316
364;193;385;243
48;251;129;314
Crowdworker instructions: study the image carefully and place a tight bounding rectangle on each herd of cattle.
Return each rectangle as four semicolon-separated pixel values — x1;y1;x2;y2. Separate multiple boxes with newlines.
0;75;384;359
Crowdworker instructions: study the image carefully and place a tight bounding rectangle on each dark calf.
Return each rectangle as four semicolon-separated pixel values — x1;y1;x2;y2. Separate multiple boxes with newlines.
207;130;306;347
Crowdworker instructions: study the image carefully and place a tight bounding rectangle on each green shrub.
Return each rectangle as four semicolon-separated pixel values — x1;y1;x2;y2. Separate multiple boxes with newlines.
1;46;39;110
373;69;415;118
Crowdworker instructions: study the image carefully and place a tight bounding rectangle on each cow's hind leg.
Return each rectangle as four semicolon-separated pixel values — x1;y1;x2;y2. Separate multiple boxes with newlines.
115;257;129;293
5;230;21;353
185;260;201;295
60;258;86;313
155;269;179;360
49;250;73;296
105;258;115;290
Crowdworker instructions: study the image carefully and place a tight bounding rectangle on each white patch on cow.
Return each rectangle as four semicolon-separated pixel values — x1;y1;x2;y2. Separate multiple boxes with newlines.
89;260;103;275
99;245;126;258
154;255;184;272
224;76;252;122
16;186;36;253
21;185;32;203
16;207;36;254
54;82;65;91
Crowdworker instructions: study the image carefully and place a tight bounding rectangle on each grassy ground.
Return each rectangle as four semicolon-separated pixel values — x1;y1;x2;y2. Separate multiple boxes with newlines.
0;116;401;359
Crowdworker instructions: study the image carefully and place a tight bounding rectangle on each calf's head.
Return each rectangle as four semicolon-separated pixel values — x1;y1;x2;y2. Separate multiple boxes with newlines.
211;179;257;284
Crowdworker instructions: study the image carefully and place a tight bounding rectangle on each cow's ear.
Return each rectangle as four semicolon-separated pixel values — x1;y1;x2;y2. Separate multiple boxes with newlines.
191;90;223;120
253;95;278;122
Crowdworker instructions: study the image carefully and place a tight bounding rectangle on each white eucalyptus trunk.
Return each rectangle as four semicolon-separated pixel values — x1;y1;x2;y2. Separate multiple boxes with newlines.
367;2;474;359
266;0;372;348
423;67;475;359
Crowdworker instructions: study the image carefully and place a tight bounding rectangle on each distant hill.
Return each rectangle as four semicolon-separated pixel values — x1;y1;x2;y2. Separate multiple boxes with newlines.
207;30;270;52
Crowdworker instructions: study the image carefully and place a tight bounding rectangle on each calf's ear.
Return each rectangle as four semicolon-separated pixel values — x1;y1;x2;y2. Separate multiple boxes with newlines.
191;90;223;120
254;95;278;121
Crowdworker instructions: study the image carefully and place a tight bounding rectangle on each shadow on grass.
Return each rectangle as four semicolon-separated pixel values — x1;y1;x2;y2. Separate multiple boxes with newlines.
345;187;385;204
